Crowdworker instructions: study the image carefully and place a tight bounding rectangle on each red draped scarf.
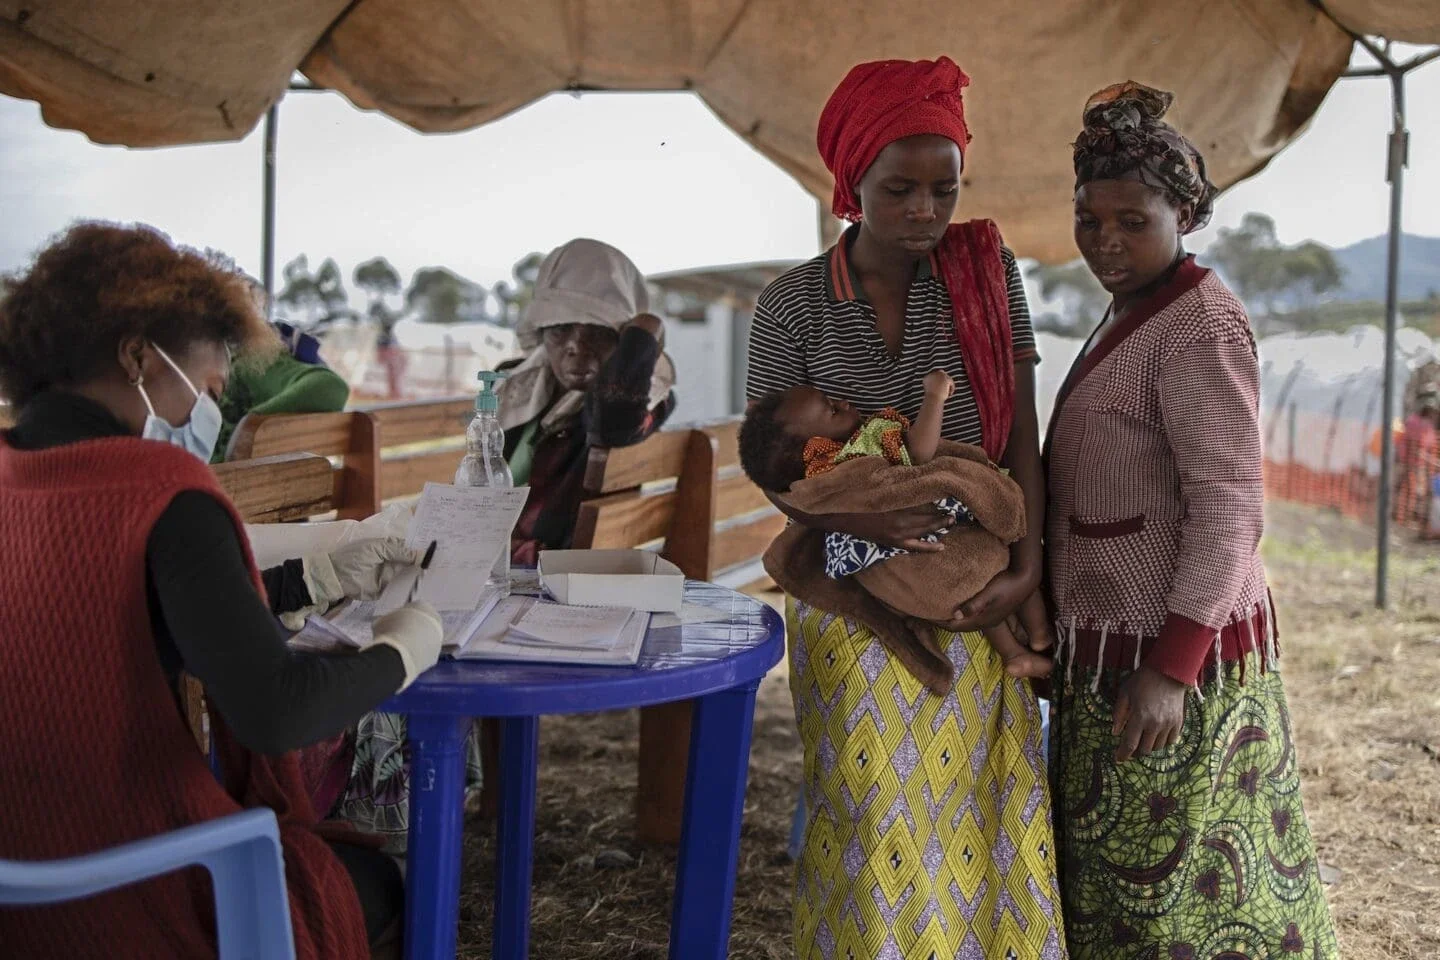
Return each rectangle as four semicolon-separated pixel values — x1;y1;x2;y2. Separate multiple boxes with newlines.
817;57;1014;461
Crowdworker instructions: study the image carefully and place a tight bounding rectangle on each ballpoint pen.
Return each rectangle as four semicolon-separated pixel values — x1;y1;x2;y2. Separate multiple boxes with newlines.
408;540;438;604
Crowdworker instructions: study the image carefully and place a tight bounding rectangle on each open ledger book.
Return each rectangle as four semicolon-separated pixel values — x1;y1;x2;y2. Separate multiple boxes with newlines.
288;586;507;653
290;593;649;667
453;596;649;666
286;480;651;665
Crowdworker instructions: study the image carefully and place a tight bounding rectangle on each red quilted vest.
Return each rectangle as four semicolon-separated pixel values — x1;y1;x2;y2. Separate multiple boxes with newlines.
0;432;369;958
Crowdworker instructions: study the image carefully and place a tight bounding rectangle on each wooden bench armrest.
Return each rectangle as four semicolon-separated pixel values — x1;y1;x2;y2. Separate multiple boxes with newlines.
213;453;336;523
583;428;692;494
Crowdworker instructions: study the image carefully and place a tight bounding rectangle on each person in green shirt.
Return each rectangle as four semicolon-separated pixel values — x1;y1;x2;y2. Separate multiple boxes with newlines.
212;334;350;463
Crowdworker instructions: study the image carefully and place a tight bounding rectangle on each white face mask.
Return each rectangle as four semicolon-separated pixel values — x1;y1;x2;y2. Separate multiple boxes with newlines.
135;344;223;463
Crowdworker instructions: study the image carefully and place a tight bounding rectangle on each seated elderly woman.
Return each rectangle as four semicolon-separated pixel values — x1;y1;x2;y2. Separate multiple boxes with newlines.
442;238;674;815
326;239;677;828
496;237;676;563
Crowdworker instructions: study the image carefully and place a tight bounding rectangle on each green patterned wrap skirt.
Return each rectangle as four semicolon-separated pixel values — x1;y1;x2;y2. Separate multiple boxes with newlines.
1050;654;1339;960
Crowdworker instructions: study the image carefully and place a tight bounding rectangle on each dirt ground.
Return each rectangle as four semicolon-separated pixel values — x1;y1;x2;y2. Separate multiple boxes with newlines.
453;501;1440;959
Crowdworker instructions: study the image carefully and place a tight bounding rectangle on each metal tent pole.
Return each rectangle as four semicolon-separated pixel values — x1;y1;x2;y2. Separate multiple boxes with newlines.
1342;40;1440;608
261;103;279;307
1374;63;1405;609
259;83;323;310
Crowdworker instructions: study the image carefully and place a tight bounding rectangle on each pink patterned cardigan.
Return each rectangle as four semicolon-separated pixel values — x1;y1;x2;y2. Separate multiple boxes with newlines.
1045;258;1276;688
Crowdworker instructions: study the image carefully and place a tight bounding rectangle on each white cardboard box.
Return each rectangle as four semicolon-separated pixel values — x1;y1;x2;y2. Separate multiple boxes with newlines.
538;550;685;613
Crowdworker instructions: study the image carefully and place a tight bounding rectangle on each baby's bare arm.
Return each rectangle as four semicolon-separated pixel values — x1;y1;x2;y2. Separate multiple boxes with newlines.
907;370;954;465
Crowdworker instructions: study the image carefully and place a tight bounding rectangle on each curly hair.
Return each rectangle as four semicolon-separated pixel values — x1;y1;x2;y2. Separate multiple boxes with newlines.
0;222;278;408
738;390;810;493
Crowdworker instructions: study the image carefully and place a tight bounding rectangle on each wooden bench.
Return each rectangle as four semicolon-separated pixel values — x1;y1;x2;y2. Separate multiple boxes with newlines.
225;396;473;515
577;415;782;844
576;416;782;589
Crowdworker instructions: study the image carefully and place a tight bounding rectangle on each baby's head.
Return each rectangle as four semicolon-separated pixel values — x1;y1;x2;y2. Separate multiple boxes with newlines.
739;385;862;492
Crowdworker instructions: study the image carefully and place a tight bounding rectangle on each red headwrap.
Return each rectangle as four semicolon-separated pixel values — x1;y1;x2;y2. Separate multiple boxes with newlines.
816;57;1014;461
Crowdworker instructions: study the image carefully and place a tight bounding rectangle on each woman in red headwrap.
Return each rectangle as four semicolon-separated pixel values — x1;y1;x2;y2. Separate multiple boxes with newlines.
746;58;1064;959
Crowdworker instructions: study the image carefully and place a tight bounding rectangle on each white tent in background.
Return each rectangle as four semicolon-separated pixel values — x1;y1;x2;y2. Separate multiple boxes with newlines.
1258;326;1440;473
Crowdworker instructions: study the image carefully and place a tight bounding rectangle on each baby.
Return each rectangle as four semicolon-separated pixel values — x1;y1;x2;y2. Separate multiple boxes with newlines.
741;370;1051;679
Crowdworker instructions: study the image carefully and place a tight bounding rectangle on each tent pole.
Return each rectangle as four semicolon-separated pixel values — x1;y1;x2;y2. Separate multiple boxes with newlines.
1374;64;1406;609
1312;8;1439;607
261;103;279;311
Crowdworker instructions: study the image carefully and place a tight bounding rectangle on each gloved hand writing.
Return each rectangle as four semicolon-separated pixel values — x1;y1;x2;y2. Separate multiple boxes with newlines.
302;537;420;610
371;602;444;690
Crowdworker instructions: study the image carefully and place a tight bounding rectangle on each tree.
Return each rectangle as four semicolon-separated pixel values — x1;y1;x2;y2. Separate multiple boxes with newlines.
1205;213;1282;308
1203;213;1344;320
353;257;401;306
273;255;353;329
312;258;349;322
274;255;323;327
405;267;488;325
1280;241;1343;305
354;256;403;330
493;251;546;327
1026;260;1109;333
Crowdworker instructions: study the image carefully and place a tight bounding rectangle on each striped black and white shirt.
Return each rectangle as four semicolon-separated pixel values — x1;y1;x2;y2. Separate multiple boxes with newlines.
745;227;1038;446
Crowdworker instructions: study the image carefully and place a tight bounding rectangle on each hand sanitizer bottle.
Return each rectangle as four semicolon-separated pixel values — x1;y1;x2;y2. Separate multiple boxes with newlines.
455;370;513;595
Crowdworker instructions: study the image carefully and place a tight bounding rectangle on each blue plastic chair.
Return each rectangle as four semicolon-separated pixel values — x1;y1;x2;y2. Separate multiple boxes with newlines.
0;807;295;959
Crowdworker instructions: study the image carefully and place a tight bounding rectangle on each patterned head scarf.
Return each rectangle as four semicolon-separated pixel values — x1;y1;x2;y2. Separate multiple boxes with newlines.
498;238;674;433
1072;82;1217;233
515;238;649;352
817;57;972;221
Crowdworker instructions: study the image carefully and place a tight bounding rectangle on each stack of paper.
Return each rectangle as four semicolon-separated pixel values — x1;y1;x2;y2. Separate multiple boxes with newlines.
454;597;650;667
288;587;505;654
507;602;635;648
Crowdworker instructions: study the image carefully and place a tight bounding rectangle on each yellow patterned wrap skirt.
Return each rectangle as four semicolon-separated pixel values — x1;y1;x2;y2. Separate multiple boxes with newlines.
788;598;1067;960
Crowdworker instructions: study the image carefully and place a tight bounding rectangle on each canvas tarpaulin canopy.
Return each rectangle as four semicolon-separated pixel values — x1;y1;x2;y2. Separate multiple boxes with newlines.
1;1;1437;261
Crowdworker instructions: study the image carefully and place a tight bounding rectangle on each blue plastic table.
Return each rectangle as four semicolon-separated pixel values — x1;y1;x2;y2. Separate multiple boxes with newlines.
380;580;785;960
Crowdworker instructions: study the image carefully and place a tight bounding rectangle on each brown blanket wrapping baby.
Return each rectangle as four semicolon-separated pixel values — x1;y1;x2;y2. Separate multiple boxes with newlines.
762;440;1026;695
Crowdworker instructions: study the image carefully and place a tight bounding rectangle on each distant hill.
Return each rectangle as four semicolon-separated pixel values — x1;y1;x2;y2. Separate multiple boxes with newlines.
1328;233;1440;302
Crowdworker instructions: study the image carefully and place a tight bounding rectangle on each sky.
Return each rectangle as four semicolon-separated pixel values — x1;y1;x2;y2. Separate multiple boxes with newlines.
1;45;1438;293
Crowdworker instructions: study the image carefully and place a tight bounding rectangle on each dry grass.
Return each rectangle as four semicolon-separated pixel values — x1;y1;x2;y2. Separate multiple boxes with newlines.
452;502;1440;959
1260;502;1440;959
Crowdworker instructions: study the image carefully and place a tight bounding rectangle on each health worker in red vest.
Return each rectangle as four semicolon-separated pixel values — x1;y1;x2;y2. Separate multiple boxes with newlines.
0;222;441;958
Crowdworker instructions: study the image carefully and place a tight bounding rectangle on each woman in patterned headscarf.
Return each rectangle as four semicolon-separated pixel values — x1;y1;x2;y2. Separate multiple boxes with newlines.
1045;82;1339;959
496;237;678;564
748;57;1064;960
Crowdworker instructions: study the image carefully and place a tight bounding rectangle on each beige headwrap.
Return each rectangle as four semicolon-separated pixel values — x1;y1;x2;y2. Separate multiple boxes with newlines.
497;238;676;434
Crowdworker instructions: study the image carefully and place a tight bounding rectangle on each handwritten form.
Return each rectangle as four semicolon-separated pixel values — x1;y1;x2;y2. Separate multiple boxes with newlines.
406;483;531;567
370;483;531;611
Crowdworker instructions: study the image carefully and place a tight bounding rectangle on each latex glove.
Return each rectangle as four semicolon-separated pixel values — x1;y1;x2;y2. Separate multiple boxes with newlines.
302;537;420;609
371;603;444;690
